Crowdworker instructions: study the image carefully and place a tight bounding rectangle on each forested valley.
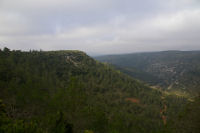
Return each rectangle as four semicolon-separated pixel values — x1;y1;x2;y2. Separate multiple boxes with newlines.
0;48;199;133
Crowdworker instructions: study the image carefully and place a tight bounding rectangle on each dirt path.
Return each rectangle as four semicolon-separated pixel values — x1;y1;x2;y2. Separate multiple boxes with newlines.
160;103;167;125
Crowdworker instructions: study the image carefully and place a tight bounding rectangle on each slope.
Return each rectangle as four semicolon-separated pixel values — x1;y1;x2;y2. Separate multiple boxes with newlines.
0;48;176;133
95;51;200;96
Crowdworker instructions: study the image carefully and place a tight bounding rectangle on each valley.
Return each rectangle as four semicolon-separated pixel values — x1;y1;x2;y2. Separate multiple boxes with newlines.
0;48;199;133
95;51;200;97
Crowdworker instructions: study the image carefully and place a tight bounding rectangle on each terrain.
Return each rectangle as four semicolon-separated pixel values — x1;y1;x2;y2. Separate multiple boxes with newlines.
95;51;200;97
0;48;199;133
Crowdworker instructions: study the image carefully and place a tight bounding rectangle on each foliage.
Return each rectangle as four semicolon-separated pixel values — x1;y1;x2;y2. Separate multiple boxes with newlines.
168;96;200;133
95;51;200;95
0;48;194;133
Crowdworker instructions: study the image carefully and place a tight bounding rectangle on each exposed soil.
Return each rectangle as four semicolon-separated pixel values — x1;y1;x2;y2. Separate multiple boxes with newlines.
125;98;140;104
125;97;167;125
160;104;167;125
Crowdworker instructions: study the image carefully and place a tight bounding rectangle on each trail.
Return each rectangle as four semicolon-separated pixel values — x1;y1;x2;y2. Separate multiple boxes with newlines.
160;100;167;125
151;86;168;125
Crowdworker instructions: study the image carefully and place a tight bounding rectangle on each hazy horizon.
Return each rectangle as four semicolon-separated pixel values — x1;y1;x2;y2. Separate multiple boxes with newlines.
1;46;200;57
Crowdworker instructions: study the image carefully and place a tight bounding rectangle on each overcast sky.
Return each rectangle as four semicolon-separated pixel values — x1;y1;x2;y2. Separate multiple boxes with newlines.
0;0;200;55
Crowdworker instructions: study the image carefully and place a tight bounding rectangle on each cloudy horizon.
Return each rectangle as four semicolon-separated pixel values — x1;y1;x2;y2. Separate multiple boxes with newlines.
0;0;200;55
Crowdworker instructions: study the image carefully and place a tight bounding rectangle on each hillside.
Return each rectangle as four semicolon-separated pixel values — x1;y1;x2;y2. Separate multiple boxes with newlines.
1;48;198;133
0;48;174;133
170;96;200;133
95;51;200;96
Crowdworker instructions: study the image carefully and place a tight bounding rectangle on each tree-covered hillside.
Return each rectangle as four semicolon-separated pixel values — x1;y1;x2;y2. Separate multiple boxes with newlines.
95;51;200;96
170;96;200;133
0;48;197;133
0;48;167;133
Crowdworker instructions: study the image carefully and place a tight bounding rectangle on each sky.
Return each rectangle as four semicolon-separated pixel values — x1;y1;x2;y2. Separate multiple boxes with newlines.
0;0;200;55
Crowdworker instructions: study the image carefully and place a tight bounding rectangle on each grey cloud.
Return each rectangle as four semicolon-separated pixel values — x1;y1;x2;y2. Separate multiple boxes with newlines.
0;0;200;54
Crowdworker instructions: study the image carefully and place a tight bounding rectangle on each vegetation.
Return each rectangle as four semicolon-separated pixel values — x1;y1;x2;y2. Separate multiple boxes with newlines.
168;96;200;133
95;51;200;96
0;48;198;133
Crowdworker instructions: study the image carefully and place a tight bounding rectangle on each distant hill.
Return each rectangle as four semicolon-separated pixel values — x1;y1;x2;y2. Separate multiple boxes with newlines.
95;51;200;96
